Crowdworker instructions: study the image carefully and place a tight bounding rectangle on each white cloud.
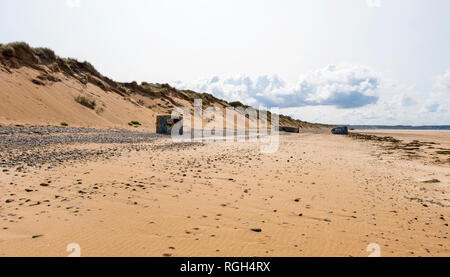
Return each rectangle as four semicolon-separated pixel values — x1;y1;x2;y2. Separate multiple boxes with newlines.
425;103;440;113
400;95;416;107
174;67;450;125
435;69;450;91
66;0;81;9
175;64;380;109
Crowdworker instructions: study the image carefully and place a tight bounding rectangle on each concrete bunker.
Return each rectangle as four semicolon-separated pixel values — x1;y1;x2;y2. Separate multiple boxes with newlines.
331;126;349;135
156;115;183;135
279;126;300;133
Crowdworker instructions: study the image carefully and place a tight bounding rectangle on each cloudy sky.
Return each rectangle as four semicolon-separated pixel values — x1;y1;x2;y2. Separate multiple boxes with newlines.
1;0;449;125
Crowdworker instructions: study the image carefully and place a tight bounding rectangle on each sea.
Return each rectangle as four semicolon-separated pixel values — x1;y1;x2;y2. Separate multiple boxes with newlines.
346;125;450;131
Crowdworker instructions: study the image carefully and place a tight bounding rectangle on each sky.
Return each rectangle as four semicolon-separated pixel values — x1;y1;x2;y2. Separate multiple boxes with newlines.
1;0;449;125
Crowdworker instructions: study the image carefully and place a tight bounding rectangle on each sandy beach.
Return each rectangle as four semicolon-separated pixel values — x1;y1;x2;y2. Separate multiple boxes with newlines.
1;128;448;257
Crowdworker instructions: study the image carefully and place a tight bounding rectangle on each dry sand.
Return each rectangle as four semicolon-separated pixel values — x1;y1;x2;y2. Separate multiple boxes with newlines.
0;129;448;257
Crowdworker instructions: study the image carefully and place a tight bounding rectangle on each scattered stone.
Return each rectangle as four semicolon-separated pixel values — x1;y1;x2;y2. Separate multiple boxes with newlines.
423;179;440;184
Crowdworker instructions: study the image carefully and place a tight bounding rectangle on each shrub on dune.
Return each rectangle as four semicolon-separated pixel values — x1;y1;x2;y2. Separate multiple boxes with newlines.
128;120;141;127
74;95;96;110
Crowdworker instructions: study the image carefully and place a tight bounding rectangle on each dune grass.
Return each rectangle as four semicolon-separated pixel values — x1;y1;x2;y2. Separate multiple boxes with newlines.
74;95;96;110
128;120;141;127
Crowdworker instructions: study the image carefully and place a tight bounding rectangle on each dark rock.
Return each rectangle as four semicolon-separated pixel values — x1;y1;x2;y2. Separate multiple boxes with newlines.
423;179;440;184
31;79;45;86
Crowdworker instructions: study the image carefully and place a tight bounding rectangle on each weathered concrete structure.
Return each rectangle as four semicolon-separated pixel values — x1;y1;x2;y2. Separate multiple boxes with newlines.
156;115;183;135
279;126;300;133
331;126;349;135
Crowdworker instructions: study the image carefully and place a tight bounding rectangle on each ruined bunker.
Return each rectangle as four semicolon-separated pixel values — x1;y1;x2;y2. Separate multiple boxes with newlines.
156;115;183;135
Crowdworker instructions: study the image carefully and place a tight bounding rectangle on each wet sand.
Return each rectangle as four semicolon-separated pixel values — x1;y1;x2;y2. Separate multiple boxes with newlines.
0;129;448;257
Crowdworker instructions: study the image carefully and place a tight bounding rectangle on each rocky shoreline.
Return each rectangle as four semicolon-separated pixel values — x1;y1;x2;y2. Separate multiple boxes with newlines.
0;126;163;171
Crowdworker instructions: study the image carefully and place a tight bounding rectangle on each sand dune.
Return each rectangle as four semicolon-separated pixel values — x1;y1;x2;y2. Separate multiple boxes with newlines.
0;67;158;129
0;42;324;130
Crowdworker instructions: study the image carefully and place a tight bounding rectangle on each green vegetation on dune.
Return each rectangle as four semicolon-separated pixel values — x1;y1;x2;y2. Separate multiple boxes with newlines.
228;101;249;109
128;121;141;127
74;95;96;110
